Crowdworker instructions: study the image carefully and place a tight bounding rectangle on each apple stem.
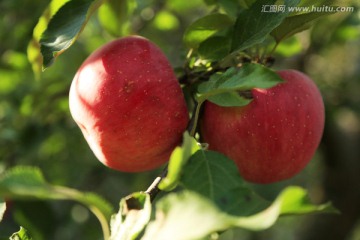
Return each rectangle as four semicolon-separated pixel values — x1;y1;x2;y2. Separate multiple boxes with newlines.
189;100;204;137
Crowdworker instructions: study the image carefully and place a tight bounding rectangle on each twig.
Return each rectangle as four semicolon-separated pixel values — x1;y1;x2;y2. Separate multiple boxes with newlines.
145;167;168;202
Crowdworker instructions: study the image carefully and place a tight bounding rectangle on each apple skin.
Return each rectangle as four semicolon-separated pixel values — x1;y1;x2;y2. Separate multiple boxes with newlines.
201;70;325;184
69;36;189;172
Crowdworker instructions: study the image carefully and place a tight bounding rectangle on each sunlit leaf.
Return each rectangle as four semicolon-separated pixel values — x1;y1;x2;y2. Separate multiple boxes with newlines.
10;227;33;240
159;132;200;191
279;186;340;215
141;191;231;240
142;187;337;240
110;192;151;240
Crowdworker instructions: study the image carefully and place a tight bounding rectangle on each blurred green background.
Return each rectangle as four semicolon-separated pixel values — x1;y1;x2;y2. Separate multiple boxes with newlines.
0;0;360;239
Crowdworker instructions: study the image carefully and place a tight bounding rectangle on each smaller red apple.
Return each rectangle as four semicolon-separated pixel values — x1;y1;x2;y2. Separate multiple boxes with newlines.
201;70;325;183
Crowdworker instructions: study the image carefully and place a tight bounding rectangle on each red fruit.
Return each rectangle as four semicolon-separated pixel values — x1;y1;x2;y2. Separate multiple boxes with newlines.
69;36;189;172
201;70;325;183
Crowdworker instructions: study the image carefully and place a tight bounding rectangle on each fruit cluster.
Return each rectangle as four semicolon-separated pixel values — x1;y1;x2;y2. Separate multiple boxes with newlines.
70;36;324;184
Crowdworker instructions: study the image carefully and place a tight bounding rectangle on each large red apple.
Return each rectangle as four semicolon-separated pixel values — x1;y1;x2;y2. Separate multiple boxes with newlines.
69;36;189;172
201;70;324;183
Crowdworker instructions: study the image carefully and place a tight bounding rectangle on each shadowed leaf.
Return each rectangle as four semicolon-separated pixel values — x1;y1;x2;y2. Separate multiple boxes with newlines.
40;0;104;69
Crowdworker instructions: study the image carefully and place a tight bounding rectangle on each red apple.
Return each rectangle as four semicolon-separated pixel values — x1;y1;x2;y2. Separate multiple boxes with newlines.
69;36;189;172
201;70;325;183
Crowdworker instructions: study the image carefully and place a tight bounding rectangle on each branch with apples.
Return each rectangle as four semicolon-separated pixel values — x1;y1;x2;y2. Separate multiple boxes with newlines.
2;0;351;239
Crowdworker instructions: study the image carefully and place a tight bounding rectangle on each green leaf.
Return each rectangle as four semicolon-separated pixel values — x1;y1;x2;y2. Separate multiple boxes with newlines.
27;0;70;78
196;63;283;106
0;199;5;222
141;191;231;240
142;187;337;240
217;187;270;216
231;0;300;51
181;150;269;216
159;133;200;191
40;0;104;69
10;227;33;240
98;0;136;37
206;91;253;107
0;166;113;239
279;186;340;215
184;13;234;49
271;11;335;43
0;166;48;193
110;192;151;240
198;36;232;61
181;150;245;201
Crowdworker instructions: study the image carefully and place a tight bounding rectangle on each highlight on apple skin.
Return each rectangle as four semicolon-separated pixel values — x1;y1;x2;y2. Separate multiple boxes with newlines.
201;70;325;184
69;36;189;172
